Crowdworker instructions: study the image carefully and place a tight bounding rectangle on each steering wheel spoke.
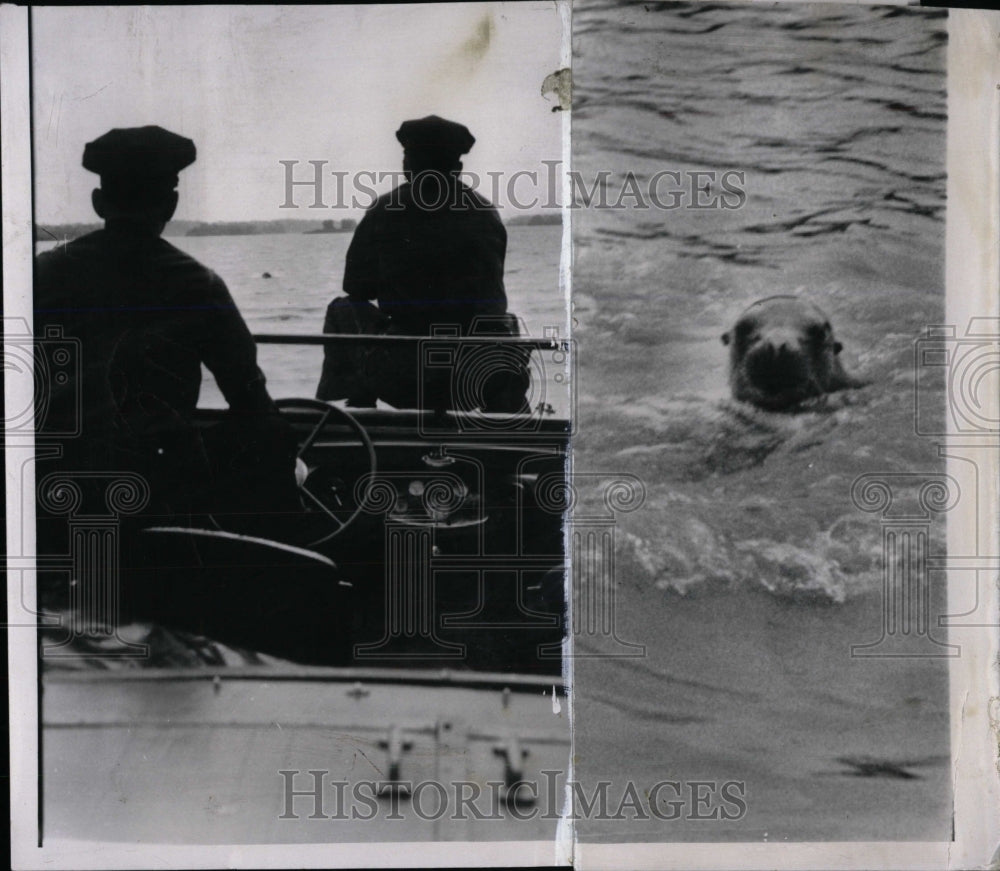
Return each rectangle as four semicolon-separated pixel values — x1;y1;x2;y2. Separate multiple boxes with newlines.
275;399;377;545
296;407;334;459
299;481;347;528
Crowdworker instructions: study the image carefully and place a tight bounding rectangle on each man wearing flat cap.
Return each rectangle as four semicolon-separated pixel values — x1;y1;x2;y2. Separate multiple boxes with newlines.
317;115;528;412
35;126;297;524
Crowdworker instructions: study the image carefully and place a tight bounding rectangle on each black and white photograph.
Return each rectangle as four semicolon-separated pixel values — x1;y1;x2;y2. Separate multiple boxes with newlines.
10;1;572;858
567;0;982;858
5;2;1000;870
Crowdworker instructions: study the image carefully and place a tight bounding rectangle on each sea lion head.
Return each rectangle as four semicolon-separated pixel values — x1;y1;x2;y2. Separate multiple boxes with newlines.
722;296;848;411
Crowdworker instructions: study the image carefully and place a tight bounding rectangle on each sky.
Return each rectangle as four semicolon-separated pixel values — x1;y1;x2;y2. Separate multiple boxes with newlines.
31;3;566;224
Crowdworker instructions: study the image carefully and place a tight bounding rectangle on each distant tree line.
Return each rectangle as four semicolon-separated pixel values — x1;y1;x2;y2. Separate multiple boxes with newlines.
188;218;358;236
34;218;360;242
35;212;557;243
304;219;358;234
506;213;561;226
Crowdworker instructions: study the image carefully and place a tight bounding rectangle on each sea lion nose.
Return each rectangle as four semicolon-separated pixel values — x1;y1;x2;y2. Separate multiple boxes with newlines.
758;339;794;360
746;338;806;390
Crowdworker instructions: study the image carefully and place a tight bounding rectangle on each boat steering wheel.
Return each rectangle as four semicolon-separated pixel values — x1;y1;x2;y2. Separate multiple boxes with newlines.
275;398;377;545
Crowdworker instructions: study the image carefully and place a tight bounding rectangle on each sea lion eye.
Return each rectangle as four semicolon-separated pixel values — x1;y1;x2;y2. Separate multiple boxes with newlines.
734;319;756;342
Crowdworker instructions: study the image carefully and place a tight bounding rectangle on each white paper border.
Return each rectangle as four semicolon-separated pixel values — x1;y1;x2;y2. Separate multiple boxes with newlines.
5;2;41;864
943;7;1000;869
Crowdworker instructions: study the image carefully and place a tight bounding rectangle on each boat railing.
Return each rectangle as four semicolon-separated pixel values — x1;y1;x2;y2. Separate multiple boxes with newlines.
252;332;569;351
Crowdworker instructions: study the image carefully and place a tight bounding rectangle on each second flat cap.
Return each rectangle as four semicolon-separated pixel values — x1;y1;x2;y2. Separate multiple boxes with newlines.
395;115;475;155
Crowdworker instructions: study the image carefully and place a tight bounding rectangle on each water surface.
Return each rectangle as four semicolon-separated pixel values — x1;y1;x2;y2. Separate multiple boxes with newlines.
571;0;950;842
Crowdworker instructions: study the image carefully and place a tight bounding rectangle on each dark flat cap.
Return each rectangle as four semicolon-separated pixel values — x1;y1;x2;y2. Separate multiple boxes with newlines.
82;126;196;179
396;115;475;155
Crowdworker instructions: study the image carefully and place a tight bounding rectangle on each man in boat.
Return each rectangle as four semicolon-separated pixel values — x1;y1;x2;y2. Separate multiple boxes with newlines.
317;115;529;412
34;126;299;525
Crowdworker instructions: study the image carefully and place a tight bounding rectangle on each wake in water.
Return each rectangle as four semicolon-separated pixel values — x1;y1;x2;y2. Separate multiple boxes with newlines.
585;391;870;482
579;392;886;603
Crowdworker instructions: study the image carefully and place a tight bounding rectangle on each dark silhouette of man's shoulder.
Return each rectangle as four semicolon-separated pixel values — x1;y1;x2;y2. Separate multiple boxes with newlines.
35;229;104;277
459;184;502;215
36;229;226;293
